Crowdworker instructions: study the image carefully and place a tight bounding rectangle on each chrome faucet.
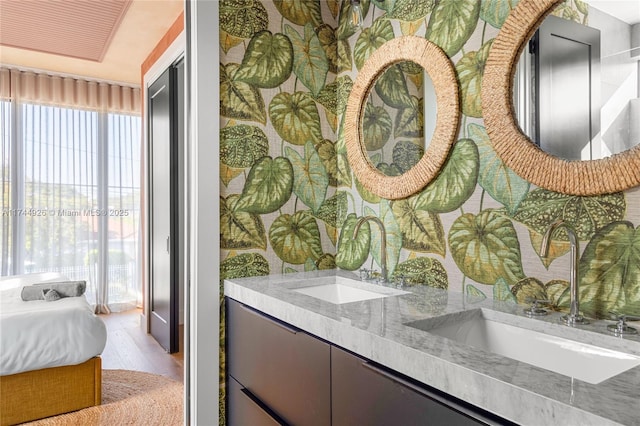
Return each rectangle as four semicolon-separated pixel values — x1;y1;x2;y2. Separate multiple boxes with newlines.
540;219;589;326
353;216;387;283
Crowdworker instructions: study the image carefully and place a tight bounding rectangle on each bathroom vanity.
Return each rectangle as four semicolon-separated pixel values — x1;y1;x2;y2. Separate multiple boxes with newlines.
226;297;501;425
224;271;640;426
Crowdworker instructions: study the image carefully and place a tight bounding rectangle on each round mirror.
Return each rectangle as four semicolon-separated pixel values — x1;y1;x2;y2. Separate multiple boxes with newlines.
362;60;437;177
482;0;640;195
513;0;640;161
345;36;460;200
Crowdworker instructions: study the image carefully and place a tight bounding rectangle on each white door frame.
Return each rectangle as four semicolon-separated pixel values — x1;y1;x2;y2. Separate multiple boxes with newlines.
186;1;220;424
142;33;185;332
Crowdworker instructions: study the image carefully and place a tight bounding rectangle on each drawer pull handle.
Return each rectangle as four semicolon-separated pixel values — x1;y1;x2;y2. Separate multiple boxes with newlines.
360;361;500;425
239;387;290;426
238;303;298;334
361;361;431;397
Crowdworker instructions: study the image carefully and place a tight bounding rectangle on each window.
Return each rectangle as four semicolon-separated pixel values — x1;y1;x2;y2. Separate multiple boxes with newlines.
1;75;142;312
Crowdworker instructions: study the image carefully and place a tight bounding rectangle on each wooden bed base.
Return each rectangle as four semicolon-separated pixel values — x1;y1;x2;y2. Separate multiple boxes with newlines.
0;356;101;426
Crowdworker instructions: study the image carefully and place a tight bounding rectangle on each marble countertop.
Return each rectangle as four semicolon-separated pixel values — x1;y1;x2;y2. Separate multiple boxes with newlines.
224;270;640;426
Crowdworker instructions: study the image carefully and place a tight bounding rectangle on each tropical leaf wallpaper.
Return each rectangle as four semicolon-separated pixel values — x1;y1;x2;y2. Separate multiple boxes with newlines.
219;0;640;421
220;0;339;281
219;0;640;316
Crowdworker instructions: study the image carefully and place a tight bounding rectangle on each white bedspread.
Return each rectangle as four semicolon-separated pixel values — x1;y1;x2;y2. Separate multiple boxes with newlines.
0;276;107;376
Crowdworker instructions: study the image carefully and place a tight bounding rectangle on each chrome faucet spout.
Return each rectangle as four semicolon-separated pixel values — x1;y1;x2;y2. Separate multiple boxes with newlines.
540;219;588;326
353;216;387;283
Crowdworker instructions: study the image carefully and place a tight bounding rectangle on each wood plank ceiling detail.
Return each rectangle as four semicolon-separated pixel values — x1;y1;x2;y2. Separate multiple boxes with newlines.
0;0;132;62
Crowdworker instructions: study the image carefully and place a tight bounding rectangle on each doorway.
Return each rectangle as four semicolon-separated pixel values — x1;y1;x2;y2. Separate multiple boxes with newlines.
147;58;185;354
514;14;601;160
100;308;183;380
535;15;601;160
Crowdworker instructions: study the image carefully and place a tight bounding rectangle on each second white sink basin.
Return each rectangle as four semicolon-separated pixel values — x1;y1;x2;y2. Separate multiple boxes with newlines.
293;276;408;305
406;309;640;384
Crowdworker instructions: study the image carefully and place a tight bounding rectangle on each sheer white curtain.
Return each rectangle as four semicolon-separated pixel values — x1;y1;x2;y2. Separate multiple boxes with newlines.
0;67;142;313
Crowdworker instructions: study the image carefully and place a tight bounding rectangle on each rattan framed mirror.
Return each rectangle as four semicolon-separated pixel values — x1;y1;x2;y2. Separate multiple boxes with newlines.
344;36;460;200
482;0;640;195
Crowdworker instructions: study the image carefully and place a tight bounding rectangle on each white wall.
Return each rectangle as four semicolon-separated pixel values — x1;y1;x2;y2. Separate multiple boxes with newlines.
187;1;220;424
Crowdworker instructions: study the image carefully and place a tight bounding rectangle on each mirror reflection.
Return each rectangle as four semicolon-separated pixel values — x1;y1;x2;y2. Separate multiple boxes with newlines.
514;0;640;160
362;60;437;176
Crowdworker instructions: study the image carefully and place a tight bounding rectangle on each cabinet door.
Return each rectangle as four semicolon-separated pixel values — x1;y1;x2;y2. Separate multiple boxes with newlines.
332;346;494;426
226;298;331;426
227;376;285;426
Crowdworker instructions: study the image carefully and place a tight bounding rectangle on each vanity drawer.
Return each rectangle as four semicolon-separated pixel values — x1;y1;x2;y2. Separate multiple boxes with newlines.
331;346;499;426
226;298;331;426
227;376;285;426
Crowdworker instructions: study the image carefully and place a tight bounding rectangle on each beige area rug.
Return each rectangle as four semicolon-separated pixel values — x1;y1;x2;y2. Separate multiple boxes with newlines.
25;370;183;425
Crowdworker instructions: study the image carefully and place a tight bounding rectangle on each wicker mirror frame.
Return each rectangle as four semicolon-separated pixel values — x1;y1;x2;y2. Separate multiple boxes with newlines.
482;0;640;195
345;36;460;200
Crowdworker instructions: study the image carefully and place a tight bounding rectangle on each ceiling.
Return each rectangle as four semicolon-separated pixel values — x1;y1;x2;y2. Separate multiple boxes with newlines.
589;1;640;25
0;0;184;86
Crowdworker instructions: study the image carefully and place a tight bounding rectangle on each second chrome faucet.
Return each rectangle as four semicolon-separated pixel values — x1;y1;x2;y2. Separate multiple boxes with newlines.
540;219;589;326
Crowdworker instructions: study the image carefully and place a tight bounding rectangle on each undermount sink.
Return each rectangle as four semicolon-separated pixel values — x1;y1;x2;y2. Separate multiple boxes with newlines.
405;309;640;384
293;276;408;305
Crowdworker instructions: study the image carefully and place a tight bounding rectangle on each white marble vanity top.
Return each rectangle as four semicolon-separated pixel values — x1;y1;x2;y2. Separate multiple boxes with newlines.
224;270;640;426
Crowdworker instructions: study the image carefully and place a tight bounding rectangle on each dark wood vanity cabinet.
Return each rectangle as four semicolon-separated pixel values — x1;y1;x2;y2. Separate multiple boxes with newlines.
331;346;498;426
226;297;511;426
226;298;331;426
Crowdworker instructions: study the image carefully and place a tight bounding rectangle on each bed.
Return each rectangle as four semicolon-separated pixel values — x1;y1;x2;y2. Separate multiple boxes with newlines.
0;273;107;425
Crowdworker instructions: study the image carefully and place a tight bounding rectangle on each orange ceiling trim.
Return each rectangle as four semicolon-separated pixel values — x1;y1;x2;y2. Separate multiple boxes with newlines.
140;11;184;78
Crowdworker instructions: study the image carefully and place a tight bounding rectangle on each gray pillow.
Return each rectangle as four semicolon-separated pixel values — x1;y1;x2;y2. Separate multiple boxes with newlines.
21;280;87;301
43;288;61;302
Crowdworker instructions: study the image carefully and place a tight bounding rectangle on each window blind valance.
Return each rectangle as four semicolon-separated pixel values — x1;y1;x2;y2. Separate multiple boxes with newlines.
0;67;141;114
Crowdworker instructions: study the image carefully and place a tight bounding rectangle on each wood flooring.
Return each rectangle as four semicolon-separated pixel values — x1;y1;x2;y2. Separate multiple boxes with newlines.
99;308;184;382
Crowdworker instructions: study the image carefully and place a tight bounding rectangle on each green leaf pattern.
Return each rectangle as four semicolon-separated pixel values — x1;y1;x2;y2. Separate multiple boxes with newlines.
315;192;348;228
269;211;323;264
391;195;446;256
362;101;392;151
480;0;520;29
316;24;342;75
511;189;626;242
426;0;480;57
218;0;633;328
220;124;269;168
449;211;525;285
274;0;322;26
456;40;493;118
220;63;267;124
387;0;435;21
285;23;329;97
418;139;479;213
221;252;270;281
365;201;402;276
579;222;640;317
221;195;267;250
236;157;294;214
392;141;423;174
468;123;530;214
493;278;517;303
394;96;423;139
285;142;329;213
220;0;269;39
391;257;448;289
374;63;413;108
354;19;395;70
269;91;323;146
234;31;293;88
315;139;339;186
336;214;371;270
